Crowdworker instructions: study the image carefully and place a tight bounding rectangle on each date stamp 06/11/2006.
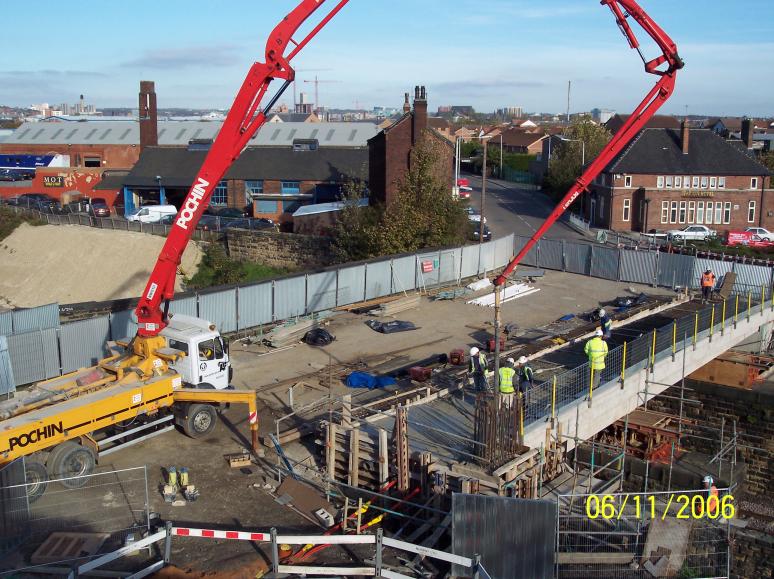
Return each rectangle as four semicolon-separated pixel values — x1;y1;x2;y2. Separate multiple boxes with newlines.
584;494;735;521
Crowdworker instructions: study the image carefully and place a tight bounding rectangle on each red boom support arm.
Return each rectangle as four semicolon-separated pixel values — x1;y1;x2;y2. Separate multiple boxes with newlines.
135;0;350;336
494;0;683;287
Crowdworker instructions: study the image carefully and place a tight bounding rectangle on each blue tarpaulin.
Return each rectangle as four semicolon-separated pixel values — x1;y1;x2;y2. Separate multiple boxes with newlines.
346;371;398;390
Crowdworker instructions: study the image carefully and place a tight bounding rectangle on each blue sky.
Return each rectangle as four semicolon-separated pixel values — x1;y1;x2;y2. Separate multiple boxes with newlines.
1;0;772;116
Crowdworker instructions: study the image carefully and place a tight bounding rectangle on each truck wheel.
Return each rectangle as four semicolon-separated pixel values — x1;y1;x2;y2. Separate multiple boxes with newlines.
25;460;48;503
47;442;96;489
182;404;217;438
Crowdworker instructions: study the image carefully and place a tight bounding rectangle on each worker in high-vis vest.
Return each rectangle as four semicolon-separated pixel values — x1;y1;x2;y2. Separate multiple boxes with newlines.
498;358;516;409
468;347;492;392
703;475;719;517
700;268;716;303
584;329;608;390
598;308;612;339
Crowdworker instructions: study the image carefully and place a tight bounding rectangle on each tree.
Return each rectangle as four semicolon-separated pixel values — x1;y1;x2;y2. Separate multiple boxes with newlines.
545;119;612;198
760;151;774;173
331;178;381;262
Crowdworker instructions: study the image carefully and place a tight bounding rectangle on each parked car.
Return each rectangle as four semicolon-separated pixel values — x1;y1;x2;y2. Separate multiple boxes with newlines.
89;198;111;218
744;227;774;242
211;207;247;218
470;223;492;242
127;204;178;224
666;225;716;242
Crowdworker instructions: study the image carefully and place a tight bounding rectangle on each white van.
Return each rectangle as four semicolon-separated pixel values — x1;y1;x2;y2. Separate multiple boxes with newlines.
127;204;178;223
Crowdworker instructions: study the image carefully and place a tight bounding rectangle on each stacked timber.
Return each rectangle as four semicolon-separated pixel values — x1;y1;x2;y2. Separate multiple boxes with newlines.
266;318;322;348
372;294;421;317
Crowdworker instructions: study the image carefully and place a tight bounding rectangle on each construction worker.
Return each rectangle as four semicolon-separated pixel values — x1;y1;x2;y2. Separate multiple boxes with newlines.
598;308;612;339
498;358;516;409
703;475;719;517
467;347;492;392
584;329;608;391
700;268;716;303
516;356;534;405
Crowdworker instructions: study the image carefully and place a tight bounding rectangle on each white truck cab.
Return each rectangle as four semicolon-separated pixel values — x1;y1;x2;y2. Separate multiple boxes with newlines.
160;314;231;390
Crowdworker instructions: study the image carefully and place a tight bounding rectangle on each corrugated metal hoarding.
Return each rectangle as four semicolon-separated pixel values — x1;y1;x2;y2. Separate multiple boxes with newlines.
452;494;556;579
513;235;538;267
169;296;197;318
199;289;237;334
6;329;59;385
12;303;59;334
417;252;440;288
273;277;306;320
305;271;337;313
0;336;15;397
693;258;733;289
733;262;772;289
539;238;564;271
0;312;12;336
438;249;461;285
494;234;515;269
590;246;620;280
657;253;695;288
477;240;498;273
620;250;657;285
59;316;110;374
109;310;137;341
390;256;416;293
337;265;367;304
460;245;481;278
565;243;591;275
364;260;392;300
237;282;272;328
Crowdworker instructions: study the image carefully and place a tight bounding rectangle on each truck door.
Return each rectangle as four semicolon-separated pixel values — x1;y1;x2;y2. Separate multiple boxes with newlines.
196;338;229;389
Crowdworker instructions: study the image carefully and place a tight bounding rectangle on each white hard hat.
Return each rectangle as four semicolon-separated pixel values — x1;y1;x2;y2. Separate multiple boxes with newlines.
518;356;527;365
470;347;479;356
703;475;714;485
599;308;606;317
595;329;603;337
506;357;515;365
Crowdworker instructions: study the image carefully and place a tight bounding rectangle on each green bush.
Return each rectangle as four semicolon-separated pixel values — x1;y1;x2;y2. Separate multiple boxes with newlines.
185;243;286;289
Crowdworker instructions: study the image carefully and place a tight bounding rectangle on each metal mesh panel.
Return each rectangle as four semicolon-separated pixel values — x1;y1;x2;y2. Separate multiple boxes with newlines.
305;271;337;313
565;243;591;275
539;238;564;271
417;252;441;288
237;282;273;329
337;265;367;305
109;310;137;341
273;277;306;320
590;246;619;280
6;329;59;385
619;250;657;285
438;249;461;284
733;263;772;289
460;245;481;279
453;494;556;579
364;260;392;300
169;296;197;317
514;235;538;267
390;256;416;293
59;317;110;374
657;253;696;288
0;312;12;336
198;289;237;333
693;258;734;289
0;336;15;397
12;303;60;333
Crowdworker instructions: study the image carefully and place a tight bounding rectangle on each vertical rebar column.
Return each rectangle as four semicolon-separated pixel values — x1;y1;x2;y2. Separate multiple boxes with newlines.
395;406;410;492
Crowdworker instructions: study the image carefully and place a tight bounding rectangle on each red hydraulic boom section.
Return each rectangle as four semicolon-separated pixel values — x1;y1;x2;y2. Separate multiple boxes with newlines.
494;0;683;287
135;0;350;336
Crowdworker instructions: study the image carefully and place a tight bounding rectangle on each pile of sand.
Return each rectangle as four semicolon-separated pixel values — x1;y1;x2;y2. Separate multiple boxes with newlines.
0;223;202;307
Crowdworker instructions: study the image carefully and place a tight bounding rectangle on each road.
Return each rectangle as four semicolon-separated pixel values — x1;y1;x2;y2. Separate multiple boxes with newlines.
464;174;589;242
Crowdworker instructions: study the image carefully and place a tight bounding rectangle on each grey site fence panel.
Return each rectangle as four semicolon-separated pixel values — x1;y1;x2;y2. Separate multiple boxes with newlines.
12;303;60;334
6;329;59;385
364;259;392;301
538;238;564;271
237;282;273;329
390;256;416;293
590;245;620;281
109;309;138;341
460;244;481;279
438;248;462;285
452;494;556;579
305;271;338;314
733;262;773;289
273;277;306;321
0;312;12;336
60;316;110;374
169;296;198;318
0;336;15;397
198;289;237;334
657;252;696;288
619;249;657;285
494;234;515;269
337;264;367;304
477;240;498;273
565;242;591;275
513;235;538;267
417;252;441;288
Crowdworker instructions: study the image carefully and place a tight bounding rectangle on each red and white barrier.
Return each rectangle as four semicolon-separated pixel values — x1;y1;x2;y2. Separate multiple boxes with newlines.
172;527;268;542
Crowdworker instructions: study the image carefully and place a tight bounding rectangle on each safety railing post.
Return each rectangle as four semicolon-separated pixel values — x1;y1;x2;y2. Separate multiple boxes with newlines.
588;367;594;408
551;375;557;423
747;291;752;322
761;285;766;317
693;312;698;350
710;304;715;342
164;521;173;564
671;321;677;361
519;398;524;438
734;294;739;328
650;329;656;372
270;527;279;573
620;341;627;389
721;299;727;335
375;528;383;575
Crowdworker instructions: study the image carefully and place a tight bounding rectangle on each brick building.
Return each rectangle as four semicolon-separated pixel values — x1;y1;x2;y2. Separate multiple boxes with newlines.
588;121;772;234
499;129;547;154
368;86;454;206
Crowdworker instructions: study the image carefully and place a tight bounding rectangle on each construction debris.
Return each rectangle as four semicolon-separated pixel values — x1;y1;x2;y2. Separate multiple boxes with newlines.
467;283;540;307
371;293;421;316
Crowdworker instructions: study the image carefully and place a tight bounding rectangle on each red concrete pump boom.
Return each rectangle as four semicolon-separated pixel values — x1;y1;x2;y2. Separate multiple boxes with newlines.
135;0;350;336
494;0;683;287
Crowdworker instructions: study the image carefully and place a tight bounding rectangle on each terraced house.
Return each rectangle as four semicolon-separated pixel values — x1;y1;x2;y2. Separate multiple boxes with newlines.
588;120;772;234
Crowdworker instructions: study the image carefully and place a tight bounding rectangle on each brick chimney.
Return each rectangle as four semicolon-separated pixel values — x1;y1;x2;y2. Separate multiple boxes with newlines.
411;85;428;145
139;80;158;151
403;92;410;114
680;120;690;155
742;118;753;149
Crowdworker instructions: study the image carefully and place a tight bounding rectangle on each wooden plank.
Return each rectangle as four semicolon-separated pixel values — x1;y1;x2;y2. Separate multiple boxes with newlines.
349;428;360;487
326;422;336;482
278;565;375;575
492;449;540;477
557;552;635;565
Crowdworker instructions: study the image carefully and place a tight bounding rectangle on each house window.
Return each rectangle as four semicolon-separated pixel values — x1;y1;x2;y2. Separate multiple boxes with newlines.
688;201;695;223
622;198;631;222
281;181;301;195
706;202;713;224
692;176;700;188
710;177;717;188
723;202;731;224
666;176;673;189
657;176;665;188
245;180;264;204
84;156;101;167
211;180;228;206
599;196;605;220
670;201;678;223
700;176;708;189
696;201;704;224
714;203;722;224
624;175;632;188
675;176;682;188
679;201;686;224
256;199;277;214
718;177;726;188
661;201;669;224
748;200;756;223
751;177;759;189
683;176;690;189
